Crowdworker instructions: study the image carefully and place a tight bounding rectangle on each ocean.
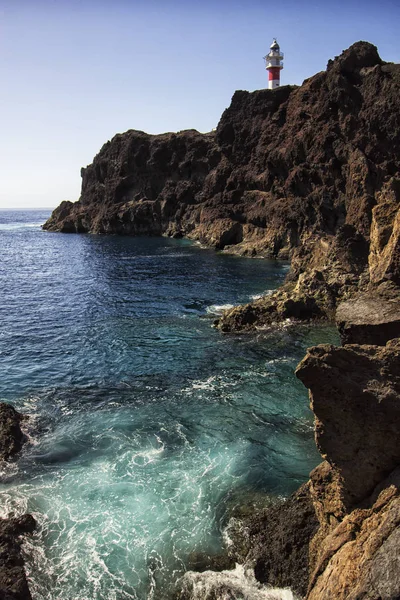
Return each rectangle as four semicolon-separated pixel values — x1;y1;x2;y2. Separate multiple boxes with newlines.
0;209;338;599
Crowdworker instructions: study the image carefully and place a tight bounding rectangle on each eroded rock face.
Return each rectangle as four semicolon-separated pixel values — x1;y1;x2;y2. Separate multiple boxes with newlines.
296;338;400;507
336;283;400;345
44;42;400;330
307;484;400;600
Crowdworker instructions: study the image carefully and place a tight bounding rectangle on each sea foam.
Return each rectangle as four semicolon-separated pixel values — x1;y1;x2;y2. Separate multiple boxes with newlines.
205;304;235;315
177;564;298;600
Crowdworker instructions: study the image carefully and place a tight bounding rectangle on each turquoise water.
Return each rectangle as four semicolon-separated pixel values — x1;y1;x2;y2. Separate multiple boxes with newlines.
0;210;339;599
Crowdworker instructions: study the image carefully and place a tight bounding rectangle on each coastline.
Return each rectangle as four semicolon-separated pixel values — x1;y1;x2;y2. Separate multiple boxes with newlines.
2;38;400;599
1;250;399;598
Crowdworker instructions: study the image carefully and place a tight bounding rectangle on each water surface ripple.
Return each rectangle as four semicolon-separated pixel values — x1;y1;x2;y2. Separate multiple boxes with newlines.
0;210;339;599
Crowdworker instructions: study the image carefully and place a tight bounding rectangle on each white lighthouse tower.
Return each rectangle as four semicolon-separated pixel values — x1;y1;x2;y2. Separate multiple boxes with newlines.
264;39;284;89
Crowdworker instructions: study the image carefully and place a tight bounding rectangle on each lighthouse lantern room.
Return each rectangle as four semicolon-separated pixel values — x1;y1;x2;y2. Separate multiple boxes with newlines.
264;39;284;89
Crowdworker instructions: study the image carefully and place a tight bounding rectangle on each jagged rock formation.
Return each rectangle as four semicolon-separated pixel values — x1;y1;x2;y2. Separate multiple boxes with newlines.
296;339;400;508
295;338;400;600
0;405;36;600
0;403;25;461
0;515;36;600
44;41;400;329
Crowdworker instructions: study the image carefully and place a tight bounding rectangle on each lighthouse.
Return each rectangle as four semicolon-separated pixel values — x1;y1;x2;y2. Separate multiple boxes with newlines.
264;39;284;89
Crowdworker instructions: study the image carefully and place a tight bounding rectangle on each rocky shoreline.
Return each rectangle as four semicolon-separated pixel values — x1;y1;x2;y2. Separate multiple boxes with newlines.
44;41;400;333
174;308;400;600
0;404;35;600
7;39;399;598
3;317;399;599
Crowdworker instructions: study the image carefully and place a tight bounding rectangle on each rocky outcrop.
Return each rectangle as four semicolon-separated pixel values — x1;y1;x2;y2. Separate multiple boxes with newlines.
229;483;319;599
0;403;25;461
44;41;400;330
0;405;36;600
294;337;400;599
307;483;400;600
335;282;400;345
296;339;400;508
0;515;36;600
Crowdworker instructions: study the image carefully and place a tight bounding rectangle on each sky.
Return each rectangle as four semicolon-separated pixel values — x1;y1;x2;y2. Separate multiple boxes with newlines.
1;0;400;210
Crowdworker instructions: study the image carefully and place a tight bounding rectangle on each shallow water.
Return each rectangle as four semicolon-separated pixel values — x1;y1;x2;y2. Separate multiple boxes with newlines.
0;210;339;599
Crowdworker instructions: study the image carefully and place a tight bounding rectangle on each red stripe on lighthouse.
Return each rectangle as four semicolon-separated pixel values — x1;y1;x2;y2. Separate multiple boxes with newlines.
268;67;280;81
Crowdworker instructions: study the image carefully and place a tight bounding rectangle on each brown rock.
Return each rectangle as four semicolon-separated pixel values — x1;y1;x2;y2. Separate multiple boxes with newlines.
369;178;400;286
307;486;400;600
336;286;400;345
307;461;348;575
296;339;400;507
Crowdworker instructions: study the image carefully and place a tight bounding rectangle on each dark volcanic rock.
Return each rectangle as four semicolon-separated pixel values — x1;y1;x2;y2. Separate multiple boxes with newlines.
44;42;400;329
0;403;25;461
0;406;35;600
232;483;319;598
0;515;36;600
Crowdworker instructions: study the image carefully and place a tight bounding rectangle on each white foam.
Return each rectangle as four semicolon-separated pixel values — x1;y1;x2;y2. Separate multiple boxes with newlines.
129;435;165;467
249;290;274;301
205;304;235;315
182;375;237;394
178;564;299;600
0;222;43;231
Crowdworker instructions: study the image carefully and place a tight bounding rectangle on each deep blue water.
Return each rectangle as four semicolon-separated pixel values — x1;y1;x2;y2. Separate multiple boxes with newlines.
0;210;338;599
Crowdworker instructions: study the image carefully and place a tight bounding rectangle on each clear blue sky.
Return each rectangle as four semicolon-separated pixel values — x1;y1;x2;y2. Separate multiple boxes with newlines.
1;0;399;209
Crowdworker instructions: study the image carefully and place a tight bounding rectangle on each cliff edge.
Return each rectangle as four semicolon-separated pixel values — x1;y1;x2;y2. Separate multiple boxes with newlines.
44;41;400;329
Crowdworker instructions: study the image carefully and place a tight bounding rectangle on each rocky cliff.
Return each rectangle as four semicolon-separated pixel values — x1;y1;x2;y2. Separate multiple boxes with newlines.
44;41;400;328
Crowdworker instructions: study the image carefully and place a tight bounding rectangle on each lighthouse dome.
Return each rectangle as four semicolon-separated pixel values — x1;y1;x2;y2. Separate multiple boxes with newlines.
270;39;280;50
